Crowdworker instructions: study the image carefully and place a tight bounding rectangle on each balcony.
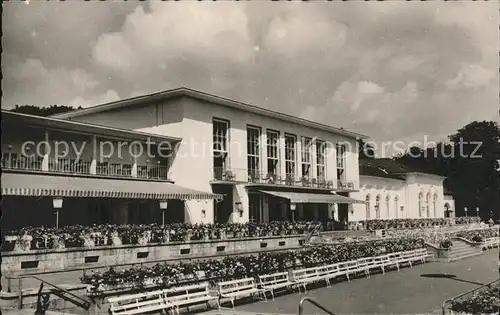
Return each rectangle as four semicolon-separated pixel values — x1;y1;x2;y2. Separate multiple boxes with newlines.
2;153;170;181
211;167;336;189
337;180;356;191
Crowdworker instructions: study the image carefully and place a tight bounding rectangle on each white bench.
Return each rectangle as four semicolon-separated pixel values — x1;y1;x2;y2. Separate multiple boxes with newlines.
164;282;219;314
483;237;499;249
316;263;340;287
336;260;358;281
398;251;416;267
217;277;265;308
258;272;294;300
290;266;321;293
356;257;379;278
373;254;398;274
108;290;168;315
413;248;434;263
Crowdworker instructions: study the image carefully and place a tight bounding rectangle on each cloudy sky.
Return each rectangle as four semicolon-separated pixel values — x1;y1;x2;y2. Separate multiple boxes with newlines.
2;1;498;156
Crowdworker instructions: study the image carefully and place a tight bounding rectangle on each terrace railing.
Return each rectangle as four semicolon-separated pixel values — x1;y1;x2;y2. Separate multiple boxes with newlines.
337;179;356;190
211;167;336;189
49;158;91;174
2;154;43;171
137;165;169;180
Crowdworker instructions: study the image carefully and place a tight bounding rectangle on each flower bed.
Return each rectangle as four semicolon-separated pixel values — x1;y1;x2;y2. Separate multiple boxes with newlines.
454;228;499;244
356;217;481;230
2;221;326;252
450;283;500;314
80;237;424;294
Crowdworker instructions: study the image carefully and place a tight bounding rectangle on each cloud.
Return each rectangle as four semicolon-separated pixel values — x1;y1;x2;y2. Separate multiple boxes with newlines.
1;1;498;157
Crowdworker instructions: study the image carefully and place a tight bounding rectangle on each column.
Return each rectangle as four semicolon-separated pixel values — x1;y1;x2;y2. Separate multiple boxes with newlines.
311;140;317;179
41;131;49;171
90;135;97;174
279;134;286;179
297;138;302;178
261;131;267;179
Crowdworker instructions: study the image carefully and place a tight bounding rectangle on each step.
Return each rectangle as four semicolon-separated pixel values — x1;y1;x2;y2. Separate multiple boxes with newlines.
448;251;484;262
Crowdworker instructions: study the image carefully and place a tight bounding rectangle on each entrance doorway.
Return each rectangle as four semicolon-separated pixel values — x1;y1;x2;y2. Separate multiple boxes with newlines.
248;193;262;223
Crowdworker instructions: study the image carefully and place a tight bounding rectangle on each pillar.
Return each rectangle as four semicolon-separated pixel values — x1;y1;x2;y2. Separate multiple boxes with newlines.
90;135;97;174
41;131;49;171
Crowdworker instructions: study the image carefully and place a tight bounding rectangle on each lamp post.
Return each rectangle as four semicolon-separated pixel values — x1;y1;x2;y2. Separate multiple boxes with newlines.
290;203;296;222
52;197;63;229
464;207;468;217
159;200;168;226
476;207;480;218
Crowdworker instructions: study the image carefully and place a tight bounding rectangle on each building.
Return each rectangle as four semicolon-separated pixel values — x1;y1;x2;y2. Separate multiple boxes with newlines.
1;110;223;230
350;158;456;221
50;87;367;225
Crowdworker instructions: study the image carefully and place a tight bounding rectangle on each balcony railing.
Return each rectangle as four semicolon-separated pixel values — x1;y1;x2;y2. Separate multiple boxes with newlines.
212;167;336;189
337;180;356;190
2;152;170;181
1;155;43;171
49;158;91;175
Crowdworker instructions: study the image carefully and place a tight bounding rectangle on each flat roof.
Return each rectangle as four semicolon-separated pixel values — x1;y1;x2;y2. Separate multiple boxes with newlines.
53;87;369;140
1;110;181;143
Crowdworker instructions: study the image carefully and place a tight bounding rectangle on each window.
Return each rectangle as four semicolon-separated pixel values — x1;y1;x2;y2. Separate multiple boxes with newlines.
426;192;431;217
385;195;390;219
394;196;399;219
285;134;296;179
433;194;438;218
266;130;280;177
365;195;371;219
375;195;381;218
418;192;424;217
301;137;312;178
247;126;261;180
336;143;346;180
316;140;326;180
213;118;229;179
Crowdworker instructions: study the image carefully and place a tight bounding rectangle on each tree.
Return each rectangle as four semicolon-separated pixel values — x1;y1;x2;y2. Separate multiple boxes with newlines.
11;105;81;117
395;121;500;220
358;138;376;159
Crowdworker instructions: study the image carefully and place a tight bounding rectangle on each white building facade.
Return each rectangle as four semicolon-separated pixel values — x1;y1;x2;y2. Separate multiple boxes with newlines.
351;159;455;221
55;88;367;224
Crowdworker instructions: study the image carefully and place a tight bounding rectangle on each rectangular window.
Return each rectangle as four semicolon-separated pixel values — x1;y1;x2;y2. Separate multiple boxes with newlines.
336;143;346;180
213;118;230;179
285;134;296;179
316;140;326;179
247;126;261;181
301;137;312;178
266;130;280;177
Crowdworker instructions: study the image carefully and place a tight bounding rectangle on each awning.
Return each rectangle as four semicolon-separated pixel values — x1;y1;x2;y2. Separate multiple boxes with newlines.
260;190;365;204
1;173;223;200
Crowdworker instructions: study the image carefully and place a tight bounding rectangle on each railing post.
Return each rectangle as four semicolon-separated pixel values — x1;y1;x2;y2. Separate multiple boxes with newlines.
18;278;23;309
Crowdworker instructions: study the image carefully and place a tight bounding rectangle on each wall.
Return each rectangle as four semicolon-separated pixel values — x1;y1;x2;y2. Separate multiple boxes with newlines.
351;176;406;221
406;174;445;218
66;95;361;224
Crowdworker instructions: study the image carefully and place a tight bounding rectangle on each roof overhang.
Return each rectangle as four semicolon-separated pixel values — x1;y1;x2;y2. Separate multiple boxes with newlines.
260;190;365;204
52;88;368;140
2;173;223;200
2;110;181;143
396;172;447;180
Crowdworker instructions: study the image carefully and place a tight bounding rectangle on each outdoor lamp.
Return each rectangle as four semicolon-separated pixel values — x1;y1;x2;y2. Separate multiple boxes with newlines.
52;197;63;229
464;207;468;217
476;207;480;217
159;200;168;226
290;203;297;222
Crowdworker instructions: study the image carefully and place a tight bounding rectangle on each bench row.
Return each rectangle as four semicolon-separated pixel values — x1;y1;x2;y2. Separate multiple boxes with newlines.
108;248;433;314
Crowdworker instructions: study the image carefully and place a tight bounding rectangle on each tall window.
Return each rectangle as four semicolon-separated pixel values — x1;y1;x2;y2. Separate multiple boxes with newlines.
394;196;399;219
247;126;260;180
433;194;438;218
336;143;346;180
266;130;279;177
375;195;381;218
385;195;390;218
365;195;371;219
301;137;312;178
285;134;296;178
426;192;431;217
418;192;424;217
213;118;229;179
316;140;326;179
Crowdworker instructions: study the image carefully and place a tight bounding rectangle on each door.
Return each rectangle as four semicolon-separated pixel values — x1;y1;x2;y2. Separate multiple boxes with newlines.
248;193;262;223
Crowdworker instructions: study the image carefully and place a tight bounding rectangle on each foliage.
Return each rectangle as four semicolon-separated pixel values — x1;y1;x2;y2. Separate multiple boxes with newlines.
450;283;500;314
394;121;500;221
358;138;376;159
440;238;453;249
11;104;81;117
80;237;425;293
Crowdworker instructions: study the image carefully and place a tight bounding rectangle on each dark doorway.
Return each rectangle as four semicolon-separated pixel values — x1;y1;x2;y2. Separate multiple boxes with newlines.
248;193;262;223
213;185;233;223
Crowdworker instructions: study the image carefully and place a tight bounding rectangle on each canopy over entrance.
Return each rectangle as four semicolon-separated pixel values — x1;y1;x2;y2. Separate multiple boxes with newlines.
260;190;364;204
2;173;223;200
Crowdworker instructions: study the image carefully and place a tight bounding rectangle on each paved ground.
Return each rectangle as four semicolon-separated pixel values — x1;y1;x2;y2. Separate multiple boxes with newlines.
207;250;498;315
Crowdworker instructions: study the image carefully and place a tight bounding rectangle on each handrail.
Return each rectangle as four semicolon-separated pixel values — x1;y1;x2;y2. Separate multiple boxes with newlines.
6;275;91;310
299;297;336;315
441;278;499;315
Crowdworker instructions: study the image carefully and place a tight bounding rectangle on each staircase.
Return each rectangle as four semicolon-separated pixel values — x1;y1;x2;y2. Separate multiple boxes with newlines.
447;239;483;262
